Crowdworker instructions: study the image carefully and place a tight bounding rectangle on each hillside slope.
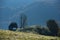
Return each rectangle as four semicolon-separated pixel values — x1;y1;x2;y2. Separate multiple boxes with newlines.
0;30;60;40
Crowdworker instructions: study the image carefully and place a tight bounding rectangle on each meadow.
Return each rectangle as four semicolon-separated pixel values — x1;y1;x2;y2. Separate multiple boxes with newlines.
0;30;60;40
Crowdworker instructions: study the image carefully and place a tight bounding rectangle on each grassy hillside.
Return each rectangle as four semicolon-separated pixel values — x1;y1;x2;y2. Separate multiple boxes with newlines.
0;30;60;40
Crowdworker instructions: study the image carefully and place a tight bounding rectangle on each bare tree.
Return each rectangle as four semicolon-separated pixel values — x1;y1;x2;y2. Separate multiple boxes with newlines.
20;13;27;29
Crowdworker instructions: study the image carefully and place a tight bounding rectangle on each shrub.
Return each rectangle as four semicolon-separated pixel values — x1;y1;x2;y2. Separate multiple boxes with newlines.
8;22;18;31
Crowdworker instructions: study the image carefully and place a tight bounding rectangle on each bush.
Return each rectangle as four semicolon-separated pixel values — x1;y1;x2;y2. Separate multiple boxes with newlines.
58;28;60;37
8;22;18;31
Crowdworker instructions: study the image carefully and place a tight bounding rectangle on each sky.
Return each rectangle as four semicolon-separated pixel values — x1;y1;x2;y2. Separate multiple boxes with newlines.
0;0;60;30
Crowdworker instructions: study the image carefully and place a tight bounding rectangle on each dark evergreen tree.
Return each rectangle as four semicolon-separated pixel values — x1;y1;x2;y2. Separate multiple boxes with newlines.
47;19;58;36
8;22;18;31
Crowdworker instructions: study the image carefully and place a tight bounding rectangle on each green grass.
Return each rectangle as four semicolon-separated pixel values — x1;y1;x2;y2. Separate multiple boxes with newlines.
0;30;60;40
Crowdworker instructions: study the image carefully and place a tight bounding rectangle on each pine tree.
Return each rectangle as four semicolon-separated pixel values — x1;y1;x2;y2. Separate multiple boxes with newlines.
47;19;58;36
